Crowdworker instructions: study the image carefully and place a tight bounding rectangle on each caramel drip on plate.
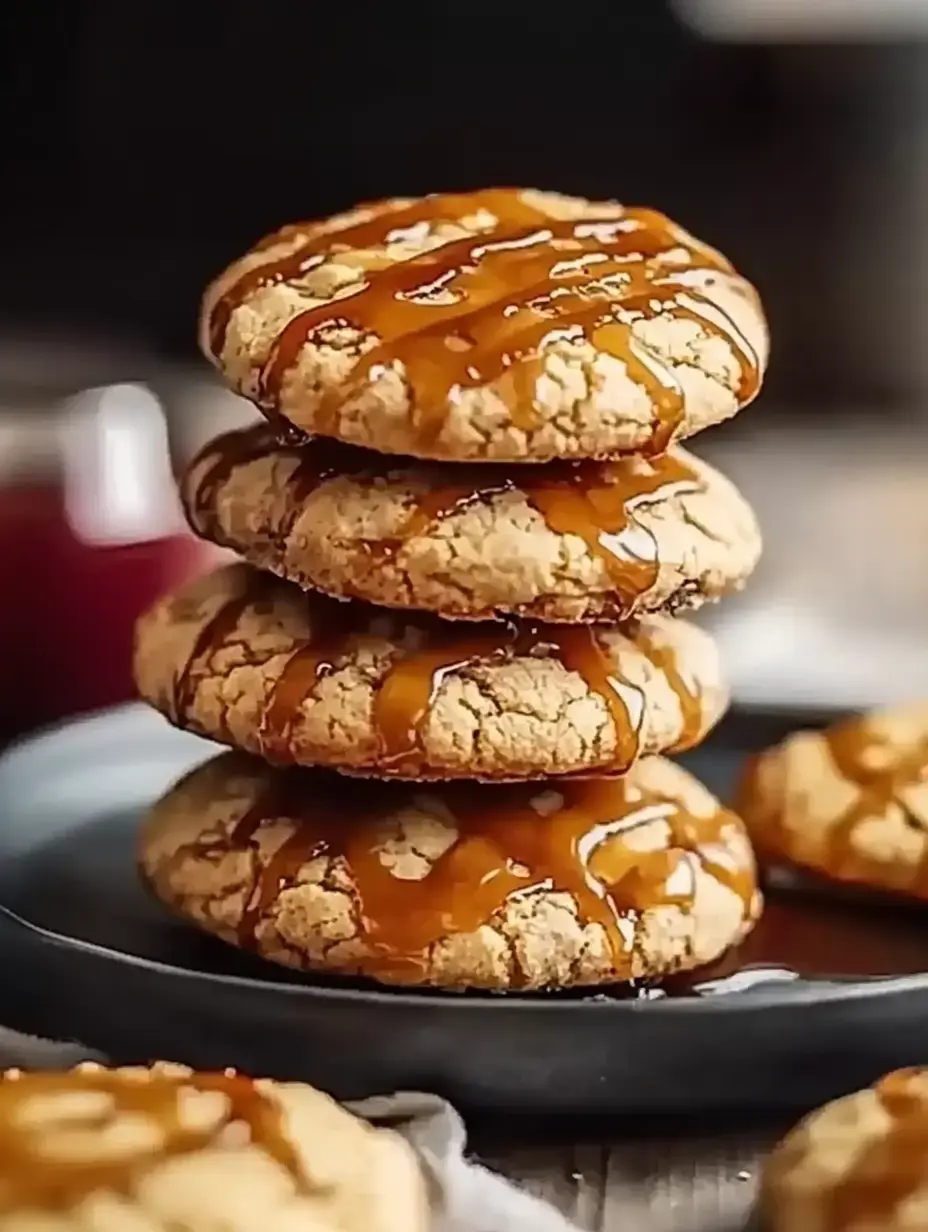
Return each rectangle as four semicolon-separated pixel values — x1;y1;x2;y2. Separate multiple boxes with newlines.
185;426;706;614
225;771;754;978
206;190;756;451
0;1068;304;1213
823;1068;928;1230
254;605;690;773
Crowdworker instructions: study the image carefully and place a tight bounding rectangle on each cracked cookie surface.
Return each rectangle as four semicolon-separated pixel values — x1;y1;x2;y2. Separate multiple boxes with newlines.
0;1061;426;1232
737;703;928;901
141;752;760;990
133;563;728;780
183;423;761;623
200;188;768;461
762;1067;928;1232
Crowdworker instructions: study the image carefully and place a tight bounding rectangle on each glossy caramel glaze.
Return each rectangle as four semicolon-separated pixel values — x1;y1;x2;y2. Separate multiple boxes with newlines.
135;564;723;781
184;423;709;619
738;705;928;902
0;1066;303;1213
203;189;763;454
144;760;758;986
256;617;690;773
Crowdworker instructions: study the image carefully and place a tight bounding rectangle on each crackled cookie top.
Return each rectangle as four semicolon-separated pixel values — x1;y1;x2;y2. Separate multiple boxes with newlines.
133;563;727;780
142;752;759;990
763;1068;928;1232
738;703;928;901
182;423;761;623
0;1062;426;1232
200;188;768;461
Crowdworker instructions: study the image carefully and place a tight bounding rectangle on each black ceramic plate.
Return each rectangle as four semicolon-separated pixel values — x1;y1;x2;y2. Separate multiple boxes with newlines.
2;703;928;1115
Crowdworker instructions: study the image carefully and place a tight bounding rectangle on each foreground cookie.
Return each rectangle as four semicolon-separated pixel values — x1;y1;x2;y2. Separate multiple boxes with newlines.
200;188;768;461
738;703;928;901
142;752;760;990
134;563;727;780
183;424;761;623
762;1067;928;1232
0;1061;426;1231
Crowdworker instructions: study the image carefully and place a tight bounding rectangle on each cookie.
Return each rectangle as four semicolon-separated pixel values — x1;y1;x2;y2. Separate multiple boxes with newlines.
141;751;760;990
183;423;761;623
200;188;768;461
133;563;728;780
0;1061;426;1232
737;703;928;901
762;1067;928;1232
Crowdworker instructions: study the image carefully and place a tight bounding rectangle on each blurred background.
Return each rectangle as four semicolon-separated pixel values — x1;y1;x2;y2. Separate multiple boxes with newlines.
2;0;928;742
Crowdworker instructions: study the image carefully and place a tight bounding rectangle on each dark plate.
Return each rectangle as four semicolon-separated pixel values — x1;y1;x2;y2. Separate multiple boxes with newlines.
2;703;928;1115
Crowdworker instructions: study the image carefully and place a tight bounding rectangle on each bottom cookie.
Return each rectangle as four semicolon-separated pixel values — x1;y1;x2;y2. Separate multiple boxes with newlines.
0;1061;427;1232
140;753;761;991
762;1067;928;1232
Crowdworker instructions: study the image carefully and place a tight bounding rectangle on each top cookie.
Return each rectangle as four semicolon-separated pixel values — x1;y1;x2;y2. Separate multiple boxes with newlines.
762;1067;928;1232
737;703;928;902
200;188;768;461
0;1061;426;1232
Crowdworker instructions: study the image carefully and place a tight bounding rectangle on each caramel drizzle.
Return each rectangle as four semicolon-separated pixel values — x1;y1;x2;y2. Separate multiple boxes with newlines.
219;770;755;980
744;717;928;897
186;426;706;615
825;721;928;894
824;1068;928;1229
254;605;703;775
182;424;283;540
0;1069;304;1213
206;190;759;451
184;425;364;546
169;595;253;726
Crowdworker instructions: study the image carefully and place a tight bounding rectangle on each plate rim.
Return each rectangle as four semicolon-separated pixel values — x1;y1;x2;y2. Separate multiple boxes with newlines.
2;900;927;1014
4;702;926;1016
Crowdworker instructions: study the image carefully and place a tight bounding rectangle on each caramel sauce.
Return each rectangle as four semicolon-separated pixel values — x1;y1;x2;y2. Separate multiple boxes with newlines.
218;770;755;981
0;1068;304;1213
206;190;759;452
186;425;706;615
669;889;928;995
822;719;928;895
169;596;252;725
182;424;283;540
739;716;928;901
252;604;696;775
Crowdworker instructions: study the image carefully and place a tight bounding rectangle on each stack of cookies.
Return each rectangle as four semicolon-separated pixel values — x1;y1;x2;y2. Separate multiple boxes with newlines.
134;188;769;993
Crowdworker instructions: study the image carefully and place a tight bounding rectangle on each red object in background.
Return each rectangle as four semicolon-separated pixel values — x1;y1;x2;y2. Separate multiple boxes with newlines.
0;386;216;742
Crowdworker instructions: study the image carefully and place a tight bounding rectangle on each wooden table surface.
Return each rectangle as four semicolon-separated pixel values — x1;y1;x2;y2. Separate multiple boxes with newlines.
474;1119;788;1230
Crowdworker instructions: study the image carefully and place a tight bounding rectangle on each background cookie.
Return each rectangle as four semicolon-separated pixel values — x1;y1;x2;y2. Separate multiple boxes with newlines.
141;752;760;990
762;1067;928;1232
183;424;761;623
0;1061;426;1232
737;702;928;901
200;188;768;461
133;563;728;781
